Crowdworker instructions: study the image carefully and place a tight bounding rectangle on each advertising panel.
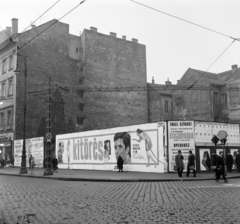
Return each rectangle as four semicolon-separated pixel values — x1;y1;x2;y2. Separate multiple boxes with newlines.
56;122;168;173
199;148;211;171
168;121;195;172
195;122;240;145
231;149;238;169
14;137;44;168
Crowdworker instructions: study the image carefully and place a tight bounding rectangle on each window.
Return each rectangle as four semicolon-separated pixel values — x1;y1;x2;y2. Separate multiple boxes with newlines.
171;102;173;113
76;48;78;53
165;100;169;113
8;79;13;96
77;90;84;98
6;110;12;128
2;59;7;74
77;117;84;126
214;116;219;122
79;103;85;111
0;112;4;129
1;82;6;98
221;93;227;105
9;55;14;71
213;92;218;105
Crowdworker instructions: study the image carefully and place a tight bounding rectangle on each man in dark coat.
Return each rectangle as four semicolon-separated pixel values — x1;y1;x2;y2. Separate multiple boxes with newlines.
117;156;123;172
236;151;240;172
226;152;233;172
52;156;58;173
211;152;218;177
175;150;184;177
186;150;196;177
216;151;228;183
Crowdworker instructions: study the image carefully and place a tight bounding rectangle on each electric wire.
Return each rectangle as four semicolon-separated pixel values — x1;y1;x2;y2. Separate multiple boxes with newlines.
130;0;238;41
0;0;87;91
0;0;61;62
19;0;86;50
187;40;236;89
10;0;61;41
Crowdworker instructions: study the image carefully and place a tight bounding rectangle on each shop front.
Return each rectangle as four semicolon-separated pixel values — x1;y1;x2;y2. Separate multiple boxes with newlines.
195;122;240;172
0;133;13;166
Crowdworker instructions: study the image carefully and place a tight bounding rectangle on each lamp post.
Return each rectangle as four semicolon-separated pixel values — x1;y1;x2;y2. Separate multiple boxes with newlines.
44;76;53;175
14;54;28;174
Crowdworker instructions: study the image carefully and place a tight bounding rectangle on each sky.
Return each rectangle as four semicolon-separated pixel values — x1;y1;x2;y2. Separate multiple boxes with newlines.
0;0;240;85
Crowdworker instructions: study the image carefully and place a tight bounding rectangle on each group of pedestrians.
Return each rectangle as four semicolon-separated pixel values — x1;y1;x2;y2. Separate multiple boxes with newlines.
175;150;240;182
175;150;196;177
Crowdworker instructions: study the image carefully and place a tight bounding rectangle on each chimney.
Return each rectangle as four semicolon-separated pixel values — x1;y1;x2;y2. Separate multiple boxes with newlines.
132;38;138;43
122;35;126;40
232;64;238;73
11;18;18;35
90;27;97;32
165;78;172;86
177;80;180;85
152;76;155;84
110;32;116;37
31;25;36;29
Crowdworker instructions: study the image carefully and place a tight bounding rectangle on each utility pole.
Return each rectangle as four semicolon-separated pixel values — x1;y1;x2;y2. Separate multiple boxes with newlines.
19;55;28;174
44;76;53;175
14;54;28;174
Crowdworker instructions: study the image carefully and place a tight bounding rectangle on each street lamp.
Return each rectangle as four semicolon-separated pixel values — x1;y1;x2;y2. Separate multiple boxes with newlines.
14;54;28;174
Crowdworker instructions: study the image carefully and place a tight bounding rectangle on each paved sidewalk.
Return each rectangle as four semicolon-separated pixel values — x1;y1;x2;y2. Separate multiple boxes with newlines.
0;166;240;182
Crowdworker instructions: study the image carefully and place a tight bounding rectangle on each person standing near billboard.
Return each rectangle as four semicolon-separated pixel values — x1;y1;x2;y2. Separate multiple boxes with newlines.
133;129;157;168
175;150;184;177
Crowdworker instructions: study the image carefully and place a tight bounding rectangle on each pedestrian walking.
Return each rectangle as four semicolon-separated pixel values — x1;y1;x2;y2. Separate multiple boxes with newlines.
52;155;58;173
29;156;35;175
236;151;240;172
117;155;123;172
226;152;233;172
11;156;14;167
216;151;228;183
29;155;33;170
175;150;184;177
211;152;218;177
186;150;196;177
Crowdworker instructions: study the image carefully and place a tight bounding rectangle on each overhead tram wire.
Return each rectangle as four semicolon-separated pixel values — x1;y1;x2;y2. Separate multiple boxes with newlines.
11;0;61;41
130;0;239;41
0;0;61;62
0;0;86;70
19;0;86;50
0;0;87;91
187;39;236;90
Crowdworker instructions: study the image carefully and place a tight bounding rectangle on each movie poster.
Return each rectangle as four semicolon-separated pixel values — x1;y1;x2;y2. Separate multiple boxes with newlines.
199;148;211;171
14;137;44;168
168;121;195;172
56;122;168;173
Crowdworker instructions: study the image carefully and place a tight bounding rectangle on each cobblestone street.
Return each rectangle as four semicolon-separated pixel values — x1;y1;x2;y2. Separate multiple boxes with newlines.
0;176;240;224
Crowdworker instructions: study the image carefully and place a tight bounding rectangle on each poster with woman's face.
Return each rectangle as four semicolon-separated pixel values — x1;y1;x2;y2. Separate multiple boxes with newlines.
230;149;238;169
199;148;211;171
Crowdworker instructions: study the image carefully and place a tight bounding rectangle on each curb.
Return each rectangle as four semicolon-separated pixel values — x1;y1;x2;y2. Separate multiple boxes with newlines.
1;172;240;182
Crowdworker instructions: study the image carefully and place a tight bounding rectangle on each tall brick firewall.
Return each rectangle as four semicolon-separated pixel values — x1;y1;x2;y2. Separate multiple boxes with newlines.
15;20;79;140
80;29;148;130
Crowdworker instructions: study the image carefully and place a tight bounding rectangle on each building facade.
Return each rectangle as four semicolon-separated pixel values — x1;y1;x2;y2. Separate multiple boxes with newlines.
172;65;240;123
0;19;149;160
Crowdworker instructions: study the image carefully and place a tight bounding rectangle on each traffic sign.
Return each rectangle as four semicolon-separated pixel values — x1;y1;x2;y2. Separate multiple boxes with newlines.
46;132;52;140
